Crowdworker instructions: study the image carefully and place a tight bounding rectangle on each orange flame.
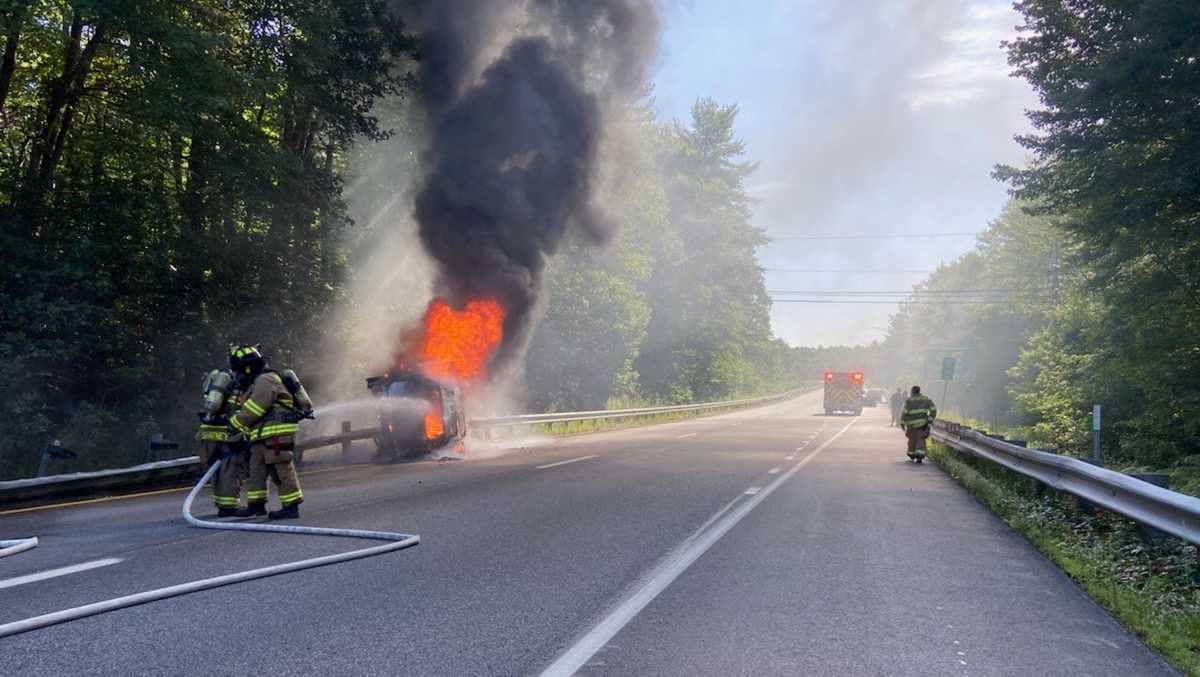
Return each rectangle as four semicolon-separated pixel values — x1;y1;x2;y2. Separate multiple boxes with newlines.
419;297;505;384
424;399;445;439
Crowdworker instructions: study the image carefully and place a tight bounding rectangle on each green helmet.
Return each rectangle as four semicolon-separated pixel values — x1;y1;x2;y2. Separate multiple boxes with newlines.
229;344;265;380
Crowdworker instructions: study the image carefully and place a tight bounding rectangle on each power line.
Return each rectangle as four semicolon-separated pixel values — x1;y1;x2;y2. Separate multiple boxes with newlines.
767;231;977;241
764;268;934;274
768;288;1038;296
769;298;1029;305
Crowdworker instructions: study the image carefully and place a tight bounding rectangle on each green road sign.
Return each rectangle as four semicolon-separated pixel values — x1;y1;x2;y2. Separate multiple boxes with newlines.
941;356;956;381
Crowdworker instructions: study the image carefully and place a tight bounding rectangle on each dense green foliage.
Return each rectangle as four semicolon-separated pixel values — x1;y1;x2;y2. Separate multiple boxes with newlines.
874;0;1200;475
999;0;1200;467
876;200;1061;426
0;1;416;478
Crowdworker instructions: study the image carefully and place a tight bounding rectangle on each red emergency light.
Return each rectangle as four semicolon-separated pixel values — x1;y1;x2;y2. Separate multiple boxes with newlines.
850;372;864;382
824;371;834;382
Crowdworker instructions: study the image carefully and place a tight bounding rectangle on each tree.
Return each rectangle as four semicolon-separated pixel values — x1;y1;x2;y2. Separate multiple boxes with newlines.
995;0;1200;464
635;97;773;402
0;0;417;478
879;201;1065;428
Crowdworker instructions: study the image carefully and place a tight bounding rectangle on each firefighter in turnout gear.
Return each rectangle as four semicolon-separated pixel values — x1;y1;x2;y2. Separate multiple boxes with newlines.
227;345;315;519
889;387;905;427
901;385;937;463
196;368;246;516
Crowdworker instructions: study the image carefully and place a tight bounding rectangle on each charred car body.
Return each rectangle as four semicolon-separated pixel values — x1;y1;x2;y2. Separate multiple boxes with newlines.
367;371;466;459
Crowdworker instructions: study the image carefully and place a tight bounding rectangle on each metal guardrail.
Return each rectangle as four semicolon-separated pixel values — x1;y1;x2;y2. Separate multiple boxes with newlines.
0;389;808;505
470;390;801;429
0;457;203;504
932;421;1200;546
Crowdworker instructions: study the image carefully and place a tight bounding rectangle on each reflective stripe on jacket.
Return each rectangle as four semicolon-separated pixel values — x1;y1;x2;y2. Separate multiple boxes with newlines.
197;423;229;442
196;373;238;442
901;394;937;428
231;372;299;442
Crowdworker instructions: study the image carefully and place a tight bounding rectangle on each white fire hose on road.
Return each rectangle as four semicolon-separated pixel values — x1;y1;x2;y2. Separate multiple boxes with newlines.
0;460;419;639
0;537;38;558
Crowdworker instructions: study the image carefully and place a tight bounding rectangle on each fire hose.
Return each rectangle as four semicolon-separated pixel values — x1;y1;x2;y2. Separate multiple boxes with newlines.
0;537;38;558
0;460;419;639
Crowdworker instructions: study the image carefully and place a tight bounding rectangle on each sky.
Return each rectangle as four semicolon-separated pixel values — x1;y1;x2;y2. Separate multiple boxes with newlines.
649;0;1038;347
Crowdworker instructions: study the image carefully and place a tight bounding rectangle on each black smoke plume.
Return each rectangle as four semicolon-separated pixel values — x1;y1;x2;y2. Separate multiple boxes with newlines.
412;0;660;366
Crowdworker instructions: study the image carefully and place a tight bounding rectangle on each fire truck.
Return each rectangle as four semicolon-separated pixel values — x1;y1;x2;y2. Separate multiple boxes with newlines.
366;371;466;460
823;371;865;416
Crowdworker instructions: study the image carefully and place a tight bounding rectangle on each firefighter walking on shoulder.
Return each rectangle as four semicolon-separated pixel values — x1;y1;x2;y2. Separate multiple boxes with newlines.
227;344;315;520
900;385;937;463
196;367;246;517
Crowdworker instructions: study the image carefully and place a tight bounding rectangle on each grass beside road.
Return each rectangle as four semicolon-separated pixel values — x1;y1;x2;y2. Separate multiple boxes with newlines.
506;387;821;438
519;406;740;437
930;442;1200;676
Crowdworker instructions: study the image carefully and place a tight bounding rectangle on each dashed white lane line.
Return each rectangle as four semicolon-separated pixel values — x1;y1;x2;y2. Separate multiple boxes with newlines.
535;455;599;470
767;468;781;475
539;416;859;677
676;433;698;439
785;455;795;461
0;558;123;591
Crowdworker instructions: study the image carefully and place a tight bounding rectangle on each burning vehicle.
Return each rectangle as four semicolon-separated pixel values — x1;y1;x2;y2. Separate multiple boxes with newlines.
367;297;504;460
367;371;466;460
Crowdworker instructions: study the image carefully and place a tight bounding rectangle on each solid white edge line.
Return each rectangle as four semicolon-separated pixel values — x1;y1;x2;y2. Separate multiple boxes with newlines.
535;455;599;470
539;416;860;677
0;557;123;591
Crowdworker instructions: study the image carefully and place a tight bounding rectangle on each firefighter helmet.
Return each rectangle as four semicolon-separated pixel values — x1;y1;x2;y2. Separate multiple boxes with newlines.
229;344;265;380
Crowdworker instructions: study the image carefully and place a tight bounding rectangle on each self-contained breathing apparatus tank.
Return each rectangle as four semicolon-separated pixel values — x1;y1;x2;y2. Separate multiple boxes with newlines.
278;368;315;417
201;369;235;421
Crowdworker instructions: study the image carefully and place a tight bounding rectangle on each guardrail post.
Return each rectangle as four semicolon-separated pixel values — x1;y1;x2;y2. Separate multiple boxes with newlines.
37;442;53;478
144;434;180;464
340;421;353;464
1076;457;1105;514
1131;473;1170;544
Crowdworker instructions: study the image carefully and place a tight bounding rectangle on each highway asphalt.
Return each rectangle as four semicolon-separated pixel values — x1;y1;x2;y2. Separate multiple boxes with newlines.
0;391;1176;676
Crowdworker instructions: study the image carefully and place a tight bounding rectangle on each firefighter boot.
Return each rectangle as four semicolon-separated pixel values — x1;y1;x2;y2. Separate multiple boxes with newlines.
235;502;266;518
268;502;300;520
216;506;239;518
